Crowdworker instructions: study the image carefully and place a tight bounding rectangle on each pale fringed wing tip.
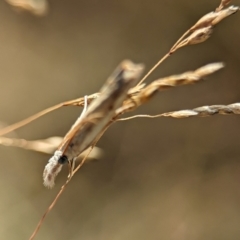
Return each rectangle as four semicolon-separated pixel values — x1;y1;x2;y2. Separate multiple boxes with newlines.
43;151;63;188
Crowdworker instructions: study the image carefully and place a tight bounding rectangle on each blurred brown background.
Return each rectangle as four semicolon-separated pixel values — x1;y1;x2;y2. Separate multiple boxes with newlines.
1;0;240;239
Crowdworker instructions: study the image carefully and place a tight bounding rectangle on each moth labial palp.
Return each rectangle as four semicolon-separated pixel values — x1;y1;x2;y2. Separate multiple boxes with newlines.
43;60;145;188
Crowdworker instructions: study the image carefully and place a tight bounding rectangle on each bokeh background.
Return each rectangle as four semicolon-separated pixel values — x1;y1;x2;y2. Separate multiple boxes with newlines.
1;0;240;239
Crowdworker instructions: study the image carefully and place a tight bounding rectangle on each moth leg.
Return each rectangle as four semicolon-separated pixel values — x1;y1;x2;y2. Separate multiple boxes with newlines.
68;158;77;178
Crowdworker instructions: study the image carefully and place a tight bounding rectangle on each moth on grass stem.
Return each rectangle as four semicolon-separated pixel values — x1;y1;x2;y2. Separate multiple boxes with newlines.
43;60;144;188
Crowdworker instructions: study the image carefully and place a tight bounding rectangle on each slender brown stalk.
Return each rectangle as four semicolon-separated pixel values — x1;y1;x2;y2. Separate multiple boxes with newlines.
138;1;239;87
0;102;64;136
29;118;112;239
118;103;240;121
170;30;191;52
29;180;69;240
137;53;170;86
29;145;94;240
0;94;99;137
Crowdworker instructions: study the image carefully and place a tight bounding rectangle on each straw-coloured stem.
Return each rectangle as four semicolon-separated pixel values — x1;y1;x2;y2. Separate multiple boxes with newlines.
118;103;240;121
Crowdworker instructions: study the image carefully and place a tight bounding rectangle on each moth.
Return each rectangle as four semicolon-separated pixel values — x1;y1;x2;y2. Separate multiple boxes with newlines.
43;60;144;188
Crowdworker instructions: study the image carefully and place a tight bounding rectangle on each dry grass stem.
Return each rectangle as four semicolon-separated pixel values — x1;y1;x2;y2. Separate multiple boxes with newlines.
117;62;224;114
0;136;63;154
5;0;48;16
29;145;95;240
118;103;240;121
0;135;102;157
171;4;239;52
162;103;240;118
30;121;109;240
176;27;213;48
